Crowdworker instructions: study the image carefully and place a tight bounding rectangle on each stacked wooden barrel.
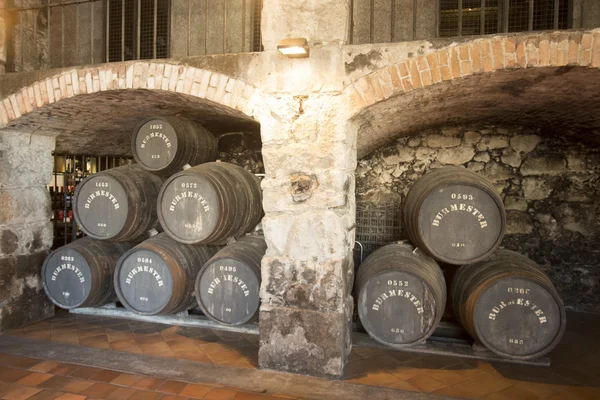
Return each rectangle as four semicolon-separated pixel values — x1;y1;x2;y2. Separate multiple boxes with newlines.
355;166;565;360
42;115;265;320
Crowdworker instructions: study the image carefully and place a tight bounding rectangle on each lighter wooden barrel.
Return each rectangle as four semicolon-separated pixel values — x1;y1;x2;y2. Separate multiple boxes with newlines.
74;165;165;242
356;243;446;348
114;233;219;315
157;162;263;245
131;117;217;176
195;236;266;325
42;238;134;309
404;166;506;265
452;249;566;360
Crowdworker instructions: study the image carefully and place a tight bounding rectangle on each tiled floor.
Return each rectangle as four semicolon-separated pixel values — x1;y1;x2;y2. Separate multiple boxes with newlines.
0;352;292;399
4;310;600;400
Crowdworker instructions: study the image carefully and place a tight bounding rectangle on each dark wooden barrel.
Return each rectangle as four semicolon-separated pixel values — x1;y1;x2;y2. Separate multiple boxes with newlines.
131;116;218;176
74;165;165;242
42;238;134;309
404;166;506;265
114;233;219;315
452;249;566;360
157;162;263;245
356;242;446;348
195;236;266;325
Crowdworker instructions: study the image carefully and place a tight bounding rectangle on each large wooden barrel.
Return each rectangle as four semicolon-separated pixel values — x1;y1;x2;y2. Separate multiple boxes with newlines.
157;162;263;245
131;117;217;176
74;165;165;242
114;233;219;315
195;236;266;325
404;167;506;265
452;249;566;360
356;242;446;348
42;238;134;309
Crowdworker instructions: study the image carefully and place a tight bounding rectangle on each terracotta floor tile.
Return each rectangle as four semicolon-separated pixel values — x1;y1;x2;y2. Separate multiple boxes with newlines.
546;386;600;400
48;365;80;377
79;382;118;398
381;379;420;392
433;385;471;399
179;383;214;398
204;388;238;400
110;373;144;387
109;339;138;350
0;382;19;397
89;369;122;383
50;336;79;346
77;328;106;339
0;385;42;400
230;392;283;400
0;355;40;369
54;394;86;400
511;380;569;398
68;367;103;380
104;386;138;400
156;380;188;394
25;389;65;400
38;376;77;392
135;333;166;345
484;384;546;400
130;377;166;391
447;373;514;399
404;374;447;393
79;335;110;350
15;372;54;387
0;368;34;383
159;396;188;400
128;390;163;400
139;342;172;354
346;370;401;386
425;362;486;386
165;340;200;353
60;379;95;394
105;331;134;343
29;362;63;374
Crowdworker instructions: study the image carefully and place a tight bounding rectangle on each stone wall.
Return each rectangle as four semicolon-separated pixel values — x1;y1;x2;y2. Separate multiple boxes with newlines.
356;125;600;313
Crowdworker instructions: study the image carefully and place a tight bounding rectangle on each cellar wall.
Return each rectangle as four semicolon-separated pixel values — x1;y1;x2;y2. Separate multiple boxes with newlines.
356;124;600;312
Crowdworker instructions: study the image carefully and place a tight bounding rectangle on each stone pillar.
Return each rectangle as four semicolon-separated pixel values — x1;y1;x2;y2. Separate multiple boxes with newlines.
261;0;351;51
257;91;356;377
0;0;7;74
0;129;55;331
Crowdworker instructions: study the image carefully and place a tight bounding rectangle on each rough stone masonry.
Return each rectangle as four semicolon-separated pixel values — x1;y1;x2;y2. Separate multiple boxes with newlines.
357;124;600;312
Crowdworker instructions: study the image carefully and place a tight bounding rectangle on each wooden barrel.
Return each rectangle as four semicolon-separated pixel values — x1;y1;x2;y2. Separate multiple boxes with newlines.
452;249;566;360
356;242;446;348
41;238;134;309
157;162;263;245
114;233;219;315
131;117;217;176
74;165;165;242
404;166;506;265
195;236;266;325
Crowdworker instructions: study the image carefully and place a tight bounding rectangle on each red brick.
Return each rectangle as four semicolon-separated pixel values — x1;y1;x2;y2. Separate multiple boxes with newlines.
401;77;413;93
409;59;422;88
539;38;550;66
440;66;452;81
516;40;527;67
505;38;517;54
388;65;401;90
449;48;461;78
459;45;470;61
568;37;580;65
426;53;442;83
353;76;370;93
0;102;8;126
493;39;505;70
368;73;384;101
15;92;27;116
416;56;428;71
460;60;472;76
470;43;482;73
347;84;366;111
592;33;600;68
556;34;570;66
438;49;449;67
397;61;410;78
481;40;494;72
420;70;432;86
3;99;16;120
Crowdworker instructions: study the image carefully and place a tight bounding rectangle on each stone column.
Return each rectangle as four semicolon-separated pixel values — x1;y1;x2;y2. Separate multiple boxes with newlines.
257;90;357;377
0;0;6;74
0;129;55;331
261;0;351;50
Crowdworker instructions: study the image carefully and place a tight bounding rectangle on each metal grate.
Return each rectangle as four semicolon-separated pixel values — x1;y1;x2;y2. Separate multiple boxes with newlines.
252;0;263;52
107;0;169;62
440;0;571;37
49;154;134;249
354;201;403;267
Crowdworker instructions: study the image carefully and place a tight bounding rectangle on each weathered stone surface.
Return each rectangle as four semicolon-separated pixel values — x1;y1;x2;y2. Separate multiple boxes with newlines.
436;145;475;165
260;257;353;313
510;135;541;154
407;136;421;147
566;153;587;172
522;177;552;200
521;153;568;176
0;131;55;188
477;135;509;150
483;161;512;182
0;252;54;331
504;196;528;211
259;302;352;378
0;187;51;225
463;130;481;144
473;151;490;163
506;211;534;234
0;222;52;257
426;134;461;148
501;148;521;168
467;161;484;172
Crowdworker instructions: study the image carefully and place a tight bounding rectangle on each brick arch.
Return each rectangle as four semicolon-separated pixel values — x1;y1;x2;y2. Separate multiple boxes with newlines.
0;61;259;129
345;30;600;157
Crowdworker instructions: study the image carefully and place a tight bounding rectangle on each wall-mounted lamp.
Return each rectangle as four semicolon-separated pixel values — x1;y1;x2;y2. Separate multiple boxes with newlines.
277;38;310;58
